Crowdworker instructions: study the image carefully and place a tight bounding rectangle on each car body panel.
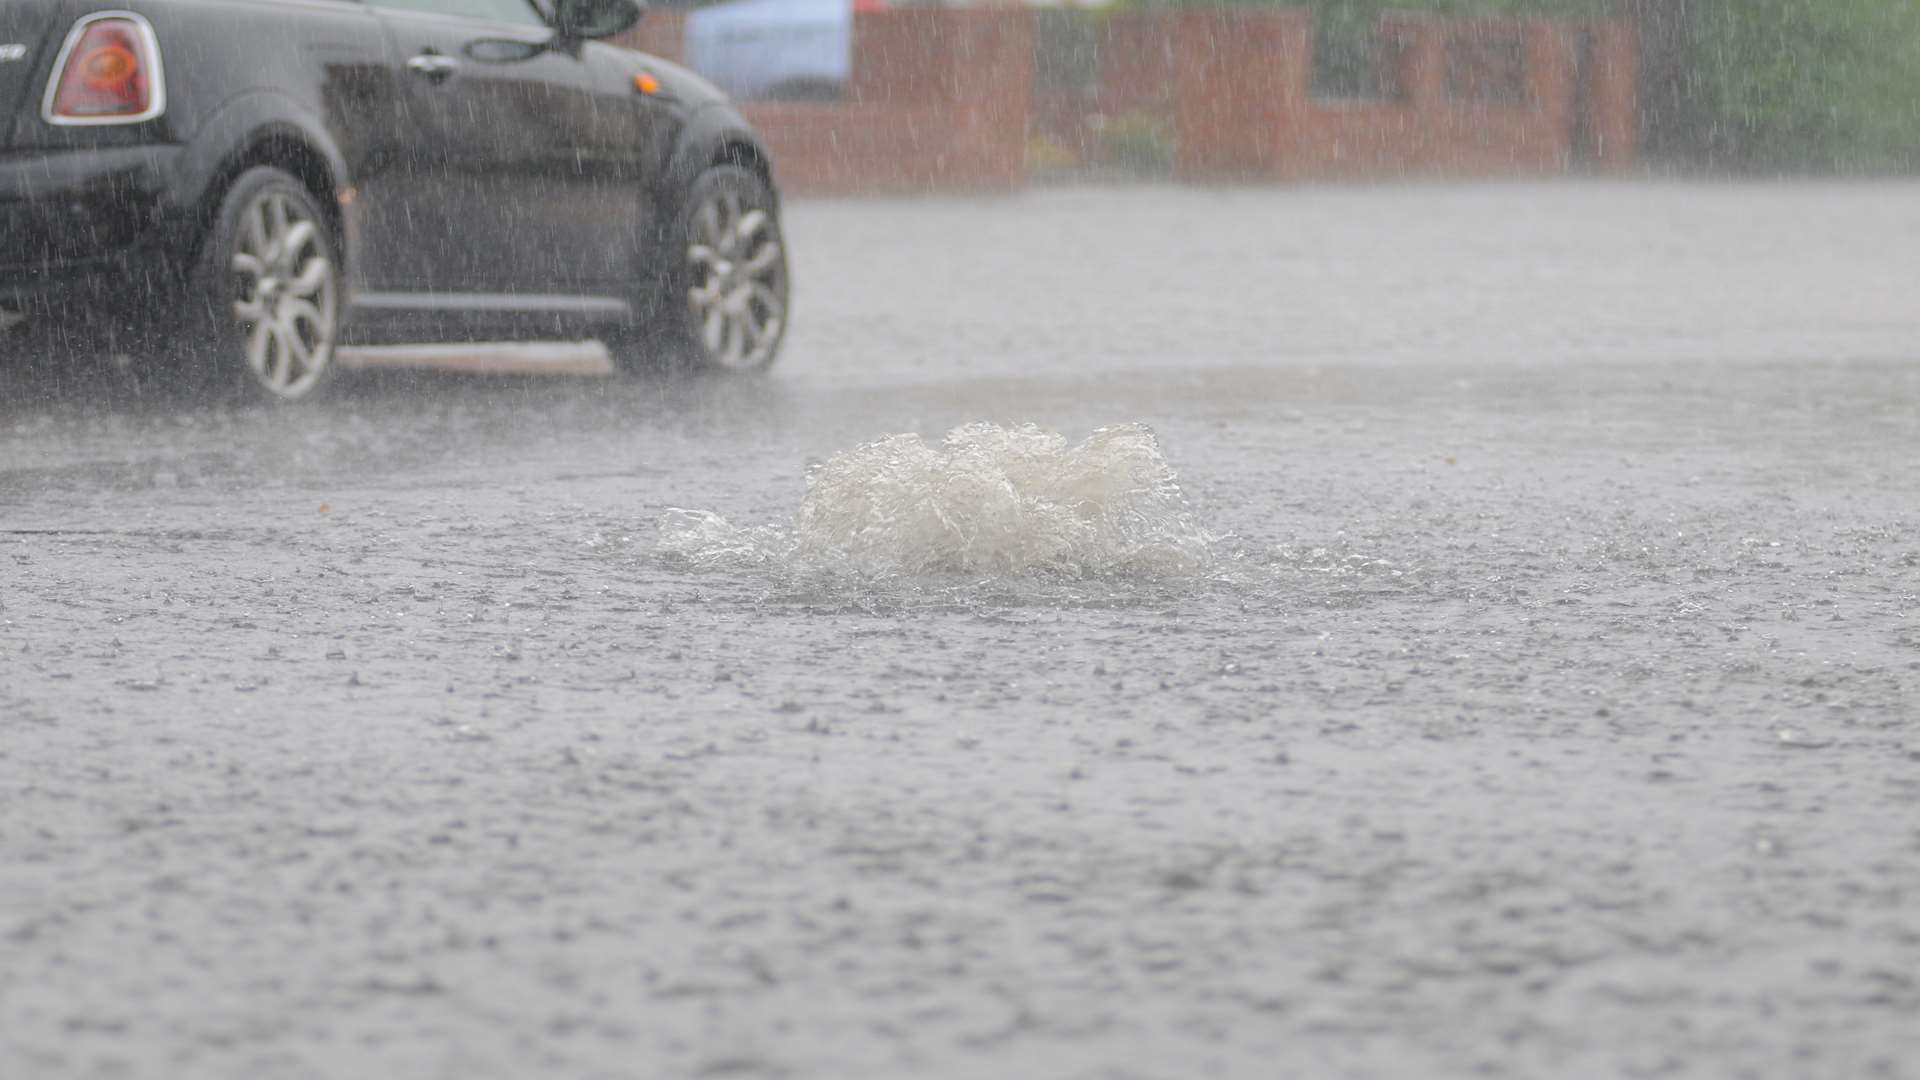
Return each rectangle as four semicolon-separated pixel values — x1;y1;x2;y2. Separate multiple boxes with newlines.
0;1;61;143
0;144;185;312
365;5;650;295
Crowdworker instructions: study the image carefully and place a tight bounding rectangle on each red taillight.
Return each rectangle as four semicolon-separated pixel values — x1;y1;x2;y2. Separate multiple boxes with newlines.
45;15;165;124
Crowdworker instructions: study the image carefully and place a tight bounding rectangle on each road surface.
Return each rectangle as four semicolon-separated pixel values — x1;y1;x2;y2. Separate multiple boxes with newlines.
3;182;1918;1079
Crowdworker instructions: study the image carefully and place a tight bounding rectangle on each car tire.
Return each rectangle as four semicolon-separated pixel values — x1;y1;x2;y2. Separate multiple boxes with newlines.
618;164;789;376
181;166;343;403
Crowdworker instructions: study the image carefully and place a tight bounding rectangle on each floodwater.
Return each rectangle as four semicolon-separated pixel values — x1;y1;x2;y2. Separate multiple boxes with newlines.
3;183;1918;1079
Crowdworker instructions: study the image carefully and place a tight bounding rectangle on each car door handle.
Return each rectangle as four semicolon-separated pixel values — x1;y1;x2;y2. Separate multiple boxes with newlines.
405;53;459;81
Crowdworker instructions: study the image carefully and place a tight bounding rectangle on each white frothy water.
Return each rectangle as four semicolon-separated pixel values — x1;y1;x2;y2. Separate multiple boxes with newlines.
657;423;1216;578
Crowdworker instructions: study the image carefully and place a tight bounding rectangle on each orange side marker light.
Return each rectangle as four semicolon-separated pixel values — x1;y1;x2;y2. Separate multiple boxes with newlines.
634;72;660;95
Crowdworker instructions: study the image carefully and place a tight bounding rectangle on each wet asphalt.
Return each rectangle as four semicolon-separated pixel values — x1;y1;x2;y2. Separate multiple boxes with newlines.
2;182;1918;1079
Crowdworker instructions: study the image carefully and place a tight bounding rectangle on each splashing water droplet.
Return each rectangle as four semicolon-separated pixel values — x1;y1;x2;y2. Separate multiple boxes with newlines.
657;422;1215;580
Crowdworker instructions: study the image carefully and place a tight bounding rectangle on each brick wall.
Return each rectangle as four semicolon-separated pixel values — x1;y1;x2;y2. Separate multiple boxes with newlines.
615;7;1635;195
1172;10;1310;179
1167;11;1619;182
1099;14;1179;118
1579;19;1638;172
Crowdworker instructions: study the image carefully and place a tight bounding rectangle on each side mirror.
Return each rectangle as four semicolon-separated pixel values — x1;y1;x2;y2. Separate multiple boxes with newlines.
554;0;644;41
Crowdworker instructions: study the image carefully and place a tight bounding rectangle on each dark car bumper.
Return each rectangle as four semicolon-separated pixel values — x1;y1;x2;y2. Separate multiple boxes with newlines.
0;145;197;317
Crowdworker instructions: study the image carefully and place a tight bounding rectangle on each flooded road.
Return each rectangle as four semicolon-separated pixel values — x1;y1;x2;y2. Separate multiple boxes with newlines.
3;183;1918;1079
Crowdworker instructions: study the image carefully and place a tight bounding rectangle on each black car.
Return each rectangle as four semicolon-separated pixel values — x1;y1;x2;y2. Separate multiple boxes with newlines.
0;0;790;400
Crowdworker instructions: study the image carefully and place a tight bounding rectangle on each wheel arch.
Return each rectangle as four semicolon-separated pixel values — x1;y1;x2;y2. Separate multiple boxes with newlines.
181;95;353;276
712;138;774;190
206;134;342;236
664;106;780;215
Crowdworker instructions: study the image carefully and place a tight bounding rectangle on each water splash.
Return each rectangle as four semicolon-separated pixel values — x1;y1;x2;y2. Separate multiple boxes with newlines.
654;509;793;570
657;422;1216;579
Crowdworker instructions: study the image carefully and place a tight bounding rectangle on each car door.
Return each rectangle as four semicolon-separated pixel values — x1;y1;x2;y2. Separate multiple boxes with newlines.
358;0;648;302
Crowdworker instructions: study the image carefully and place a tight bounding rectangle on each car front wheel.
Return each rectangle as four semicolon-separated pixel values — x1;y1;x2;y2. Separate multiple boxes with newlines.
668;165;789;374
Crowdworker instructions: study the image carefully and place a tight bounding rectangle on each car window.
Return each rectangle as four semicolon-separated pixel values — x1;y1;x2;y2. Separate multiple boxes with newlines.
372;0;550;29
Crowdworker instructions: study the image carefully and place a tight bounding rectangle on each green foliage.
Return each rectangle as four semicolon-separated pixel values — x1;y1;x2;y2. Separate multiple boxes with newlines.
1095;110;1179;173
1672;0;1920;173
1125;0;1920;173
1026;132;1082;174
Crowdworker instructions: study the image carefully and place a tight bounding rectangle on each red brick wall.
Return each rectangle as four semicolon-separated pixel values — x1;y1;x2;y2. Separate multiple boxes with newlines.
615;7;1635;194
1380;12;1448;106
754;10;1031;195
1173;10;1311;180
1100;14;1179;117
1164;10;1612;182
1581;20;1638;172
1522;20;1578;170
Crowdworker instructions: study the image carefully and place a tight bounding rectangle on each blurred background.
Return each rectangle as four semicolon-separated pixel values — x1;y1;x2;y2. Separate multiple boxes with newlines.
624;0;1920;192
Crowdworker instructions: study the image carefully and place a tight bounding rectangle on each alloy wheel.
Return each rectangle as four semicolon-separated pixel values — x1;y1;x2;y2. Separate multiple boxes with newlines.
685;188;786;371
227;189;338;400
